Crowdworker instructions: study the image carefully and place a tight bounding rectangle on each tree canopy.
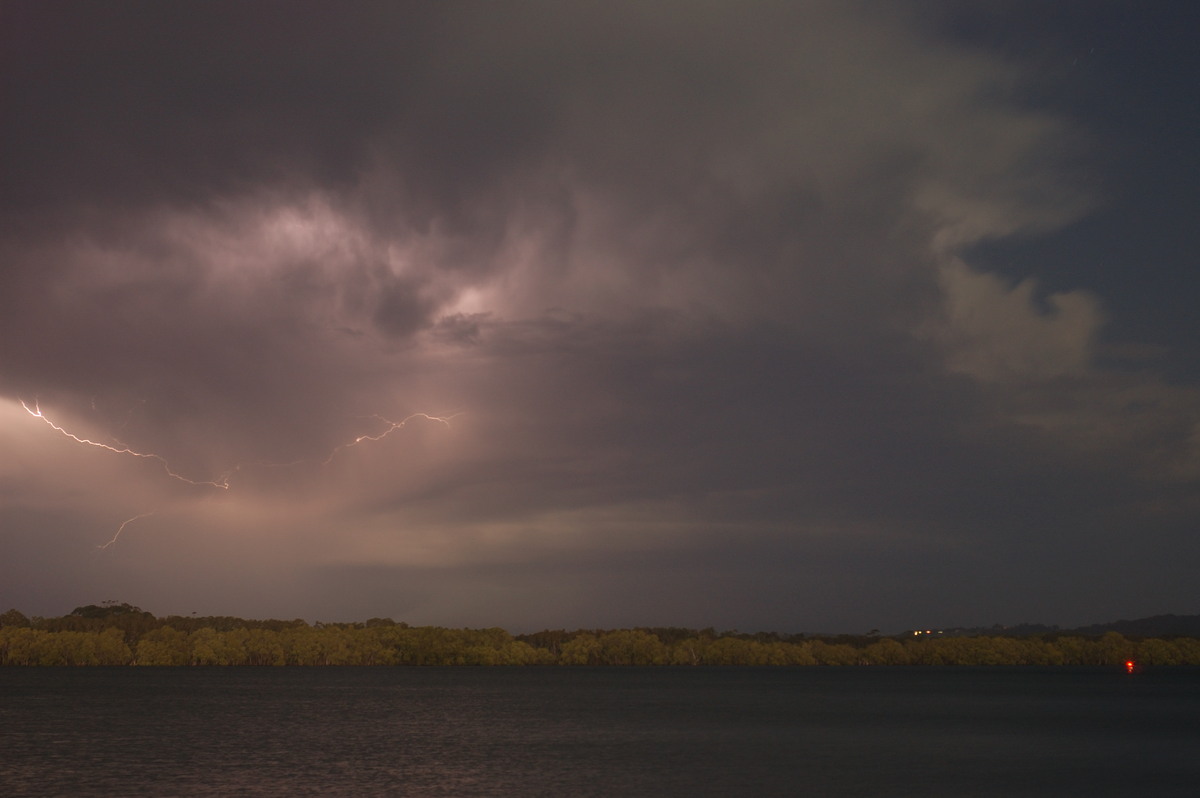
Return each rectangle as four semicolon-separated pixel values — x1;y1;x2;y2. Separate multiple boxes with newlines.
3;607;1200;667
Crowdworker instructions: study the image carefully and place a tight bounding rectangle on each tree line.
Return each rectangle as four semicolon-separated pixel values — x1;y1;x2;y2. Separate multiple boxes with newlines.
3;604;1199;667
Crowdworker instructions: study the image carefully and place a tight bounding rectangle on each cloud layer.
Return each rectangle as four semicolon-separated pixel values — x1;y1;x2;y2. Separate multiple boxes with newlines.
2;1;1197;631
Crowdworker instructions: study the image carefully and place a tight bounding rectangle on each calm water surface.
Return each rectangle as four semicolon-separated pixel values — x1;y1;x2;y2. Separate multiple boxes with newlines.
2;666;1197;796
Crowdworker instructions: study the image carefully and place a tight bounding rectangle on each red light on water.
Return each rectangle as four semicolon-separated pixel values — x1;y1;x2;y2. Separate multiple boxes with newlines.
1125;660;1136;674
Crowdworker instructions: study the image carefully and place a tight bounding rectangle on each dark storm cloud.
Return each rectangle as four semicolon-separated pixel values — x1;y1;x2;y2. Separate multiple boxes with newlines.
4;0;958;433
1;3;427;210
2;1;1197;630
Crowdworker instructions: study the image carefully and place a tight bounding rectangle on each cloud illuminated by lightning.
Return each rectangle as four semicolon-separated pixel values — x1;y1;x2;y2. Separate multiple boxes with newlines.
20;397;457;547
21;399;232;488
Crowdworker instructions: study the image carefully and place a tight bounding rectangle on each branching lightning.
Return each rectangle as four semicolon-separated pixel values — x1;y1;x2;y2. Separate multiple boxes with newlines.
20;397;456;548
322;412;456;464
21;399;232;489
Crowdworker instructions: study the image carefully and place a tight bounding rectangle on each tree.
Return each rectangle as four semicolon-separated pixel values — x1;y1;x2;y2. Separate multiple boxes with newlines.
0;609;31;628
188;628;227;665
136;626;189;666
1097;632;1132;666
1016;638;1064;666
704;637;767;665
809;640;860;665
670;637;711;665
1137;638;1182;666
560;633;601;665
70;602;149;619
594;630;667;665
241;628;285;666
863;638;910;665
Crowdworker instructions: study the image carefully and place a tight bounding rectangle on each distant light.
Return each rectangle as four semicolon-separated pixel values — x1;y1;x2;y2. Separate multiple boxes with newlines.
1125;660;1136;674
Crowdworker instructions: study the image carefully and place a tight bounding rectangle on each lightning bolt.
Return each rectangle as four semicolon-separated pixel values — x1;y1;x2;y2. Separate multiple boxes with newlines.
322;412;456;464
21;399;231;489
20;397;457;547
98;511;156;550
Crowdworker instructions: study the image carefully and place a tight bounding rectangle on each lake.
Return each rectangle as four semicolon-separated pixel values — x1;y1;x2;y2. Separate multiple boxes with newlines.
2;666;1197;796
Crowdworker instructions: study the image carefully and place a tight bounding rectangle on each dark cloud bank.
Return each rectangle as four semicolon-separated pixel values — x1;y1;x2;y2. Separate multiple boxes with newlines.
2;1;1197;633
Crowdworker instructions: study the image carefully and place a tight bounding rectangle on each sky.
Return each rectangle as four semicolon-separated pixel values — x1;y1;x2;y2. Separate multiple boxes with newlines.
2;1;1198;634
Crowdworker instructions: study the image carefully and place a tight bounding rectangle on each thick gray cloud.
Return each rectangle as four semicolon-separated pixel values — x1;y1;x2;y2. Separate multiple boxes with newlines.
1;1;1196;632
